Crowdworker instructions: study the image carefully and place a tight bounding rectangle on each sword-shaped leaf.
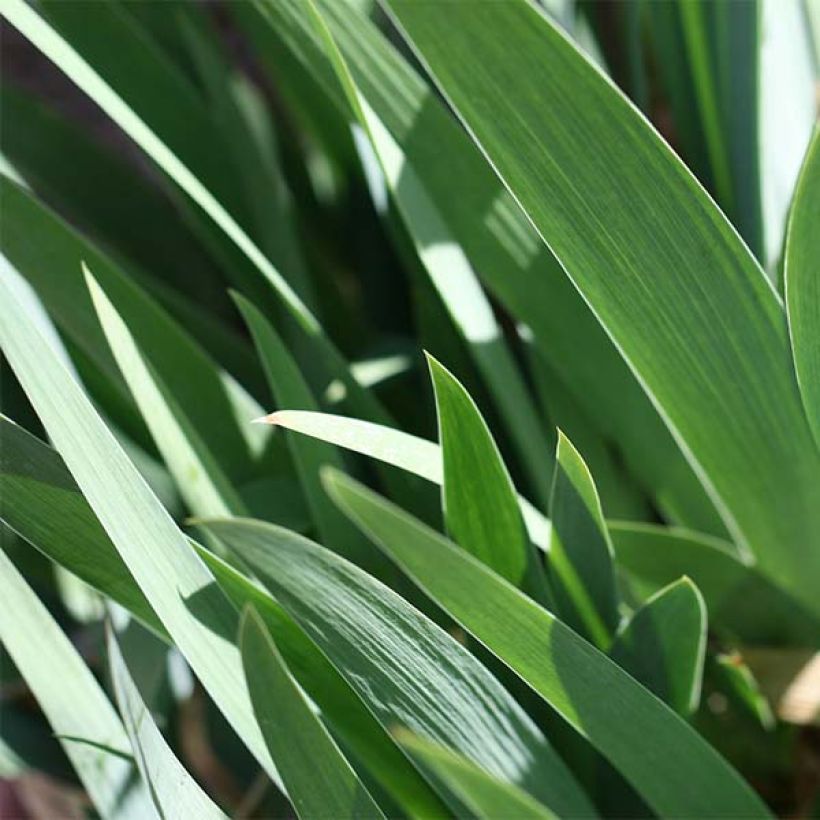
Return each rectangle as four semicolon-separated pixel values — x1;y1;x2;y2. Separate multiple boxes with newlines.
323;468;770;818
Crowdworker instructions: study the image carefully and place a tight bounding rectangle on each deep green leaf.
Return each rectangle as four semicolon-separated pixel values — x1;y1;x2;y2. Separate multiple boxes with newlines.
785;130;820;448
395;730;555;820
240;608;385;820
610;578;706;715
324;468;770;818
549;431;619;649
199;517;596;818
381;0;820;614
247;0;723;534
428;356;549;600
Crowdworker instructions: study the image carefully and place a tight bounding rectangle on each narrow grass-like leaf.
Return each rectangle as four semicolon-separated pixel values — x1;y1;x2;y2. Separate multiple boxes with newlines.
0;415;164;638
610;578;706;715
0;548;150;820
260;409;551;550
395;730;555;820
236;294;388;574
87;269;246;518
107;626;227;820
199;517;596;818
549;432;619;649
428;356;549;600
240;608;385;820
714;652;775;730
324;468;770;818
0;271;279;781
381;0;820;614
610;522;820;647
785;130;820;448
0;418;446;818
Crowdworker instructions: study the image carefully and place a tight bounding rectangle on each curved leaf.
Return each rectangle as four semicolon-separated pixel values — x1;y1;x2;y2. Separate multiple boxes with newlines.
380;0;820;615
239;608;385;820
199;517;596;818
323;468;770;818
610;578;707;715
785;130;820;448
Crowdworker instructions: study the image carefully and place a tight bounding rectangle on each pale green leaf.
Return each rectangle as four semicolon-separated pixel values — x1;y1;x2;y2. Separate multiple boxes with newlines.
0;548;151;820
107;627;227;820
785;130;820;448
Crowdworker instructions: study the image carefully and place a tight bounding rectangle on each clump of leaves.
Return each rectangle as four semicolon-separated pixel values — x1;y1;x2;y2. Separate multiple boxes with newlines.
1;0;818;817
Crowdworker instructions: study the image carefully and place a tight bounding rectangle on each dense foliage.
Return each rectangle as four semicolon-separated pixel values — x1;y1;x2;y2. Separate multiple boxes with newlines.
1;0;818;817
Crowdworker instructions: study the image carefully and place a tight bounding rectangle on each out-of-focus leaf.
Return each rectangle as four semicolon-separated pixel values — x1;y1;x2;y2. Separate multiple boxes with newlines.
0;271;280;782
246;0;723;535
395;730;555;820
609;522;820;647
107;626;227;820
549;432;619;649
0;548;150;820
0;418;447;818
427;356;549;601
0;84;223;302
304;0;553;504
0;179;269;481
758;0;817;273
199;517;596;818
381;0;820;616
258;409;551;550
714;652;775;731
610;578;707;715
324;469;770;818
785;130;820;448
239;608;385;820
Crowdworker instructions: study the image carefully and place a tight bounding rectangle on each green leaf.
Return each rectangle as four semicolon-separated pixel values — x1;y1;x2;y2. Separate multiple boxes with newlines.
302;0;553;504
0;178;268;482
428;355;549;600
713;652;775;731
107;626;227;820
0;268;279;783
324;468;770;818
380;0;820;615
0;415;164;638
259;409;551;550
785;130;820;448
0;417;447;819
0;548;150;820
247;0;723;535
235;293;388;574
548;431;619;649
609;522;820;647
240;608;385;820
610;578;707;715
395;730;555;820
87;269;247;518
198;517;595;818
